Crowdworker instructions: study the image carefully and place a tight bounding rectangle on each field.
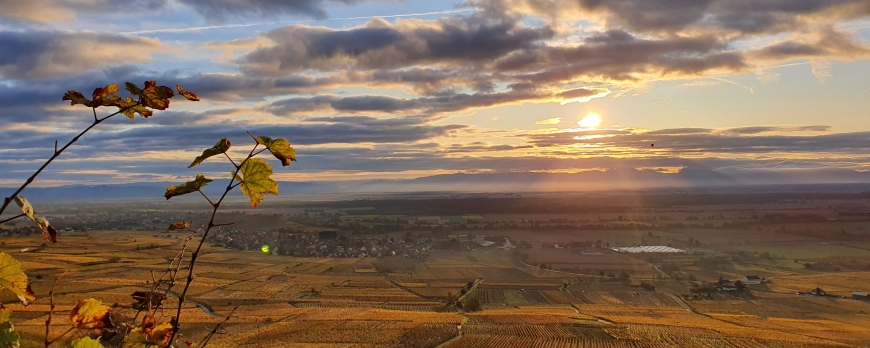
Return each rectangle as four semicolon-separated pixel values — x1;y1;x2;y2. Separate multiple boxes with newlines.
3;192;870;347
0;228;866;347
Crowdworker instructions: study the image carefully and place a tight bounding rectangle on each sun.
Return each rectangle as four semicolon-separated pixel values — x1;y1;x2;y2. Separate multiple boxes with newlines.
577;113;602;128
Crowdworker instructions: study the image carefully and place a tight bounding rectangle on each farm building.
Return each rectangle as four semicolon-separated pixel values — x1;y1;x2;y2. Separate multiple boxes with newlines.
612;246;686;253
742;275;763;285
719;283;738;291
853;292;870;300
810;287;827;296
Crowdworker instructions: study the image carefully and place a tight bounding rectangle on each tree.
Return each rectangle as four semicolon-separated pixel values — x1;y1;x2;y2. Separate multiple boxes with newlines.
735;280;745;291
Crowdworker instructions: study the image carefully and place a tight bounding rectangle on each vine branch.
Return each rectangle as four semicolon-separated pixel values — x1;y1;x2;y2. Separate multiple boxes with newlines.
0;105;133;218
167;143;260;346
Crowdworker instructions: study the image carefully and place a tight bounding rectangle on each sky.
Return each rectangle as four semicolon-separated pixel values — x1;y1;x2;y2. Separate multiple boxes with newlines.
1;0;870;187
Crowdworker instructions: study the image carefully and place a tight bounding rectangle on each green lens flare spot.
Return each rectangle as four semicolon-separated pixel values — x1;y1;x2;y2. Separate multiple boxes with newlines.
261;245;270;253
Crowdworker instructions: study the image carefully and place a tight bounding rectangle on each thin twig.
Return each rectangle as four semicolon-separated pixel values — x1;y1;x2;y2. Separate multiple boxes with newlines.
198;191;215;207
167;142;260;346
0;105;133;218
211;222;234;227
196;300;246;348
121;228;199;346
223;153;238;168
0;213;25;225
44;273;66;347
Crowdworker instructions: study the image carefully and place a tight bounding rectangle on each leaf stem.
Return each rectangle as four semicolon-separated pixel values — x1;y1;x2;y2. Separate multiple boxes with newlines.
0;105;134;218
167;142;260;346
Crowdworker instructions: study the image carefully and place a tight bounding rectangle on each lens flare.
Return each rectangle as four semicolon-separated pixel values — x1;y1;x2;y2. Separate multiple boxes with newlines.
577;113;602;128
261;245;270;253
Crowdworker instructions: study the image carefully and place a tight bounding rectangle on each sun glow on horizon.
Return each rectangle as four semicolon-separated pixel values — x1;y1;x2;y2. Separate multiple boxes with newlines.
578;113;603;128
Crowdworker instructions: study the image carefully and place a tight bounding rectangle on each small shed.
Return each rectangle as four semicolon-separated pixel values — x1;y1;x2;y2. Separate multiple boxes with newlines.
853;292;869;300
810;287;826;296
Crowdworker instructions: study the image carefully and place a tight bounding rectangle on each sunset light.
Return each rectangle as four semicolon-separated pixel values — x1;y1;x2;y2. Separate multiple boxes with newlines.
577;113;603;128
2;0;870;346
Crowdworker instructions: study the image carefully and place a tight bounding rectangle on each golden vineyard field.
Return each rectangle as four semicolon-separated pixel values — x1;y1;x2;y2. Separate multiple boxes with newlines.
0;231;868;347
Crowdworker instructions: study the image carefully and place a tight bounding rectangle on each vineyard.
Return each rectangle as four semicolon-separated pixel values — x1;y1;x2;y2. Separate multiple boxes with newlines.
0;232;868;347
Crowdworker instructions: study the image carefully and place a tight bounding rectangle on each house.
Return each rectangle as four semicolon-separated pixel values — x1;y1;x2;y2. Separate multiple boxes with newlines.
810;287;827;296
853;292;870;300
719;283;738;291
742;275;762;285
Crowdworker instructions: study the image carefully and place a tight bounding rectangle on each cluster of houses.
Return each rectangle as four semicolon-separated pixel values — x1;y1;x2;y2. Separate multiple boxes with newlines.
716;275;767;291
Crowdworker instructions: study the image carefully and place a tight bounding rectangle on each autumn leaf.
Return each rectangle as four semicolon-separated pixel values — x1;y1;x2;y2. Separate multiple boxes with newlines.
127;322;175;347
236;158;278;208
70;298;113;329
140;314;156;333
124;81;143;96
0;253;35;305
256;136;296;166
33;217;57;244
164;174;213;200
141;81;174;110
62;90;91;107
189;138;231;168
0;309;10;323
91;84;119;108
107;96;152;120
13;197;33;220
176;85;199;101
0;316;19;348
130;291;166;309
168;221;191;230
71;337;105;348
14;196;56;244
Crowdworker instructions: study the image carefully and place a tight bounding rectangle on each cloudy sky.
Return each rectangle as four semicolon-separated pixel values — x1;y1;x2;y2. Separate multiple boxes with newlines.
2;0;870;187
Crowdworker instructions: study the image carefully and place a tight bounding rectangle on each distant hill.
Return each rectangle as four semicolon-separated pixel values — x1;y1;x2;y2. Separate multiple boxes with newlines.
3;167;870;203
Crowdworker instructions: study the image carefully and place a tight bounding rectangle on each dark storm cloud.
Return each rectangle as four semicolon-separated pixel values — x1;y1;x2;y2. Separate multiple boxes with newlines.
499;30;747;83
469;0;870;35
0;30;165;80
0;114;466;155
262;87;610;115
238;16;555;76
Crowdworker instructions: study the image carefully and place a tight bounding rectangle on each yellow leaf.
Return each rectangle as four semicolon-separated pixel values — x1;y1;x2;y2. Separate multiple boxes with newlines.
0;253;35;305
70;298;113;329
237;158;278;208
71;337;105;348
255;136;296;166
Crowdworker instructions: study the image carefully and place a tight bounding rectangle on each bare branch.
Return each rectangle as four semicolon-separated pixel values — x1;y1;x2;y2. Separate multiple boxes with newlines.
167;141;260;345
197;300;247;348
0;105;135;218
199;190;216;207
223;152;238;168
44;273;66;347
0;213;25;225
